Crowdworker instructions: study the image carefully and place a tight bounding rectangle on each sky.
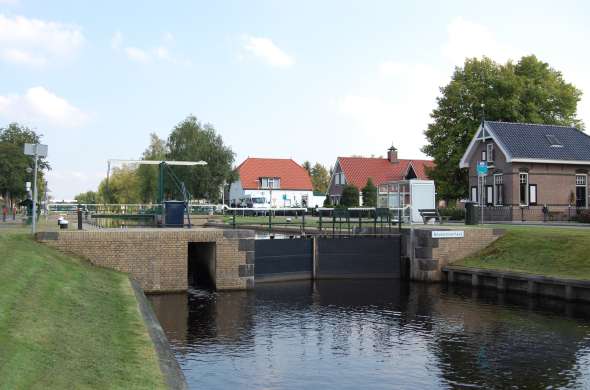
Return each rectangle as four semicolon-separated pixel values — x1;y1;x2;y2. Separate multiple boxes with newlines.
1;0;589;200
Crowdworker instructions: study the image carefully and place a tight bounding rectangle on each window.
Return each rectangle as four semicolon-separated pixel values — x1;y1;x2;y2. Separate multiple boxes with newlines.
481;150;487;162
529;184;537;205
576;174;587;208
486;185;493;206
260;177;280;189
546;134;563;148
493;174;504;206
487;143;494;163
471;186;478;203
519;173;529;205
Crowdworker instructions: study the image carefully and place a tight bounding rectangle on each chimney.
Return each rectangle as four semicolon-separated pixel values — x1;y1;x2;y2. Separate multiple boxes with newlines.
387;145;398;163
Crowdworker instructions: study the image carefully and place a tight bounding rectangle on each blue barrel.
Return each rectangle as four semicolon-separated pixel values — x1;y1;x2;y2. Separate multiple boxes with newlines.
164;201;185;227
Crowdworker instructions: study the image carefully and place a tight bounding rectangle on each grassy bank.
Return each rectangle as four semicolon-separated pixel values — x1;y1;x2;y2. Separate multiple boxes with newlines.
0;231;166;389
454;226;590;280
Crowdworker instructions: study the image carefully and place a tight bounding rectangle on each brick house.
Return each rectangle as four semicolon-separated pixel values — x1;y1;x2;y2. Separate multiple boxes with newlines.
459;121;590;220
327;146;434;205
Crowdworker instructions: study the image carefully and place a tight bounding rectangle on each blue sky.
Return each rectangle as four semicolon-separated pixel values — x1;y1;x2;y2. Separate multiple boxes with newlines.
1;0;589;200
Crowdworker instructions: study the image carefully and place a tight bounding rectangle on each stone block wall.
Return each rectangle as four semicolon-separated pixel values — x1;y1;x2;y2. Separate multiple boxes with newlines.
409;227;505;282
36;228;255;292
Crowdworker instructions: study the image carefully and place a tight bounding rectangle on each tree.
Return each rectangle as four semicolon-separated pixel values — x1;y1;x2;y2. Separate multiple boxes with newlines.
340;184;359;207
422;55;582;201
98;166;141;204
136;133;167;203
75;190;99;204
167;116;235;202
323;195;332;207
0;143;29;204
310;163;330;194
302;161;311;174
361;178;377;207
0;123;49;205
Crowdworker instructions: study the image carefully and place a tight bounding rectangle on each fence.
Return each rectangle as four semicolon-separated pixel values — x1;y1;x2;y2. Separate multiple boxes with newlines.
474;205;585;223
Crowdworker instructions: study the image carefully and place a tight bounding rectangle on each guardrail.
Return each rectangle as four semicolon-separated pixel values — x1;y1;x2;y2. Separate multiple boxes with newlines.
225;206;411;234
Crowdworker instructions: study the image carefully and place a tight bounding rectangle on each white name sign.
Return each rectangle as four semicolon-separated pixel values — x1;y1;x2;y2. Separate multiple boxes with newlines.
432;230;464;239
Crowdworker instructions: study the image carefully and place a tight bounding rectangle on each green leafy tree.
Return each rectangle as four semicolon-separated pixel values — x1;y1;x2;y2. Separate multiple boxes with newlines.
98;166;141;204
167;116;236;202
310;163;330;193
0;143;30;204
74;190;100;204
361;178;377;207
323;195;332;207
0;123;49;205
340;184;360;207
136;133;167;203
422;55;582;201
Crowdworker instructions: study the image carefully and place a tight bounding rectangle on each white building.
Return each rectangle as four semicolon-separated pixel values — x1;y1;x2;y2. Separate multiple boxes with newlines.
229;158;318;208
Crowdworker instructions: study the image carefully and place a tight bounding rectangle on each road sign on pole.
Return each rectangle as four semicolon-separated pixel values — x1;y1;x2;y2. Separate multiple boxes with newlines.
24;143;48;235
477;162;488;224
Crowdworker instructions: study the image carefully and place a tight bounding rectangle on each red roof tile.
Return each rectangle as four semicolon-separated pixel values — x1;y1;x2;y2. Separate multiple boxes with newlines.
338;157;434;188
236;158;313;190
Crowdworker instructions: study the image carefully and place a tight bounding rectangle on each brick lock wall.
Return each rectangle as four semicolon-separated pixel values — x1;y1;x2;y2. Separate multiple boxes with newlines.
36;228;255;293
411;228;504;282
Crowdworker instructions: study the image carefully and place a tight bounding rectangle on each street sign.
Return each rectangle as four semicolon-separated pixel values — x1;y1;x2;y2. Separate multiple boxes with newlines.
24;143;48;157
477;161;488;176
432;230;465;238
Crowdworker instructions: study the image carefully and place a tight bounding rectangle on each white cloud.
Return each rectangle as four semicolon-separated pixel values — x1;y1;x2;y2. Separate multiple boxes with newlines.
0;14;84;67
442;17;521;65
242;35;294;68
336;62;446;158
113;32;190;65
124;46;150;63
0;0;19;4
0;86;88;128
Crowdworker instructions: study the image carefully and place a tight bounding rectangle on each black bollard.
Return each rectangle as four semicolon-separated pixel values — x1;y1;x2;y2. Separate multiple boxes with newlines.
77;207;83;230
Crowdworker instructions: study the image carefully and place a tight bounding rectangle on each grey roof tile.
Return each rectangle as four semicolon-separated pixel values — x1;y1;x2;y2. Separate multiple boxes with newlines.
485;121;590;161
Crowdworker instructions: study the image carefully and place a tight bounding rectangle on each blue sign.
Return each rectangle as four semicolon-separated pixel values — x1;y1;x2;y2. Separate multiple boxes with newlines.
477;162;488;176
282;194;288;200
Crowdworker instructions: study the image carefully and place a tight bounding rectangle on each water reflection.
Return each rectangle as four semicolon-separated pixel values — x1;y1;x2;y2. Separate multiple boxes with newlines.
149;281;590;389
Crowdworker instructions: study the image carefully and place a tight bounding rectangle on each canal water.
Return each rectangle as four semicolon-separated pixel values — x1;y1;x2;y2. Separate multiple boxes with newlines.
149;280;590;389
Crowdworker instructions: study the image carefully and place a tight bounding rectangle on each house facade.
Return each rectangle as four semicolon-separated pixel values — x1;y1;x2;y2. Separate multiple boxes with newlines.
229;158;315;208
460;121;590;220
327;146;434;205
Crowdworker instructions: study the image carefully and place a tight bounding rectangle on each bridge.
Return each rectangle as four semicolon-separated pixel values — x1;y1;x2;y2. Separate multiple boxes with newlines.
36;227;503;293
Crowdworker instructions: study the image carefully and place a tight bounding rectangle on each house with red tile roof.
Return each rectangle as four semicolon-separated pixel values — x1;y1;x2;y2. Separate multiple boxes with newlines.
327;146;435;205
229;158;319;208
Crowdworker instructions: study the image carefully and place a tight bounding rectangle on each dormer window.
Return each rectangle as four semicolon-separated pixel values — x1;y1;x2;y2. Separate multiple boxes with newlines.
260;177;280;189
546;134;563;148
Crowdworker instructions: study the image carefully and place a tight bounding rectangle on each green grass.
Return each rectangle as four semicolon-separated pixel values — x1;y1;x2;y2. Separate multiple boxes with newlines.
0;232;166;389
454;226;590;280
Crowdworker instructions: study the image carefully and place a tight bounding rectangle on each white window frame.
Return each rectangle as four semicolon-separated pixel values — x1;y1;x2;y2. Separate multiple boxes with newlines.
576;174;587;208
519;173;529;206
493;174;503;206
471;186;478;203
487;143;494;163
486;185;493;206
481;150;487;162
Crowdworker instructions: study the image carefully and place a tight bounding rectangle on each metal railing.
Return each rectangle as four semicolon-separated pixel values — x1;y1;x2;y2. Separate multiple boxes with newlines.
225;206;411;234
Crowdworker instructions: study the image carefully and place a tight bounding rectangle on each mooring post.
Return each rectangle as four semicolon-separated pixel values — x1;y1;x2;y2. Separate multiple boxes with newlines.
358;212;362;233
319;212;323;232
232;209;236;228
373;211;377;236
398;208;402;231
268;209;272;233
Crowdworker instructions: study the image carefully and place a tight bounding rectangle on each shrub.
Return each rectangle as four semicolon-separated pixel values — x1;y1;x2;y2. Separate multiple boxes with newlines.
438;207;466;221
340;185;360;207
